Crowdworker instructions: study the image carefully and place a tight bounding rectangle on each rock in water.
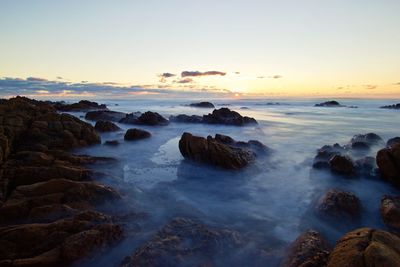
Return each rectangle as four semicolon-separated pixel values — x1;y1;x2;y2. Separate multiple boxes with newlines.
376;144;400;187
380;195;400;229
316;189;361;220
95;120;121;132
189;101;215;108
54;100;107;111
327;228;400;267
280;230;331;267
380;103;400;109
85;110;127;122
329;155;354;175
202;108;257;126
314;100;342;107
179;132;255;169
135;111;169;126
124;128;151;141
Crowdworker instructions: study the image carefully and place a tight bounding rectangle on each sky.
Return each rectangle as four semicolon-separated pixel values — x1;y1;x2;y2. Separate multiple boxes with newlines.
0;0;399;99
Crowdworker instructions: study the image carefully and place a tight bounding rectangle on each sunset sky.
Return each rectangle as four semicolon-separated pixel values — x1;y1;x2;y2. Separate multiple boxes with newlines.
1;0;399;98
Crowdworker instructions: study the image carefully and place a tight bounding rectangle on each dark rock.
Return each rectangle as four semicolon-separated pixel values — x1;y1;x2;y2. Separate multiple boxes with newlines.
312;144;345;169
214;134;270;155
169;114;203;123
376;144;400;187
387;137;400;147
349;133;384;148
327;228;400;267
178;132;255;169
315;189;361;220
380;195;400;229
55;100;107;112
280;230;331;267
380;103;400;109
119;112;142;124
329;155;354;175
120;217;242;267
203;108;257;126
354;156;377;177
104;140;120;146
189;101;215;108
85;110;127;122
94;120;121;132
124;128;151;141
314;100;342;107
135;111;169;126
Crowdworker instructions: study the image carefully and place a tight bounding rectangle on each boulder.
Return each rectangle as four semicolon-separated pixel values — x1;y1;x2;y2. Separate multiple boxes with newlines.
85;110;127;122
329;155;354;175
376;144;400;186
349;133;384;149
314;101;342;107
189;101;215;108
312;144;345;169
380;195;400;229
169;114;203;123
380;103;400;109
203;108;257;126
95;120;121;132
315;189;361;220
387;137;400;148
327;228;400;267
54;100;107;112
135;111;169;126
178;132;255;169
119;112;142;124
280;230;331;267
124;128;151;141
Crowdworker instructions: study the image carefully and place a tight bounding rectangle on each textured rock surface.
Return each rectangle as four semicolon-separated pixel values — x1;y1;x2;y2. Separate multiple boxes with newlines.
377;144;400;187
380;195;400;229
95;120;121;132
316;189;361;220
203;108;257;125
124;128;151;141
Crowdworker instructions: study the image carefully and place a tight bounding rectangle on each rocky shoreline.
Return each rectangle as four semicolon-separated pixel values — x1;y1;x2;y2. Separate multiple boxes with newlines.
1;96;400;266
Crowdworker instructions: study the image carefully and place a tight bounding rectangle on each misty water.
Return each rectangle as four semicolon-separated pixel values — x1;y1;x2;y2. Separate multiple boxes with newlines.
68;98;400;266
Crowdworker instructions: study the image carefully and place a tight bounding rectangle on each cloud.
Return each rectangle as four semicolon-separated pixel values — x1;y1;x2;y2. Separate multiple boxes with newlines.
363;84;378;90
271;75;282;79
160;72;176;78
176;78;193;84
395;82;400;86
26;77;48;82
257;76;265;79
181;71;226;77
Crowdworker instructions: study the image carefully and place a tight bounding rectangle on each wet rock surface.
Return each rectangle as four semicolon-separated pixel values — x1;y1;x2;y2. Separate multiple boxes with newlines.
179;132;257;169
124;128;151;141
85;110;127;122
315;189;361;220
54;100;107;112
95;120;121;132
280;230;331;267
380;195;400;229
376;144;400;187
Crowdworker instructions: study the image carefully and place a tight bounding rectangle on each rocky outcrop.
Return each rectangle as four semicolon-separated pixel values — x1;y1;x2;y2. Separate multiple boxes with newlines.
329;155;354;175
124;128;151;141
380;103;400;110
314;101;342;107
94;120;121;132
327;228;400;267
169;114;203;123
315;189;361;220
380;195;400;229
135;111;169;126
54;100;107;112
85;110;127;122
179;132;256;169
214;133;270;155
280;230;331;267
203;108;257;125
349;133;384;150
387;137;400;148
121;217;242;267
376;144;400;187
189;101;215;108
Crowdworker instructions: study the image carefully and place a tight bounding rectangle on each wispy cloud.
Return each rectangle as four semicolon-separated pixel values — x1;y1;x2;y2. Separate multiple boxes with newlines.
181;71;226;77
158;72;176;83
271;75;282;79
363;84;378;90
176;78;193;84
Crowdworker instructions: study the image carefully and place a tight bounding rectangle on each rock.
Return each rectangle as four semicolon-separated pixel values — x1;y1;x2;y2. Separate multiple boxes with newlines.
119;112;142;124
354;156;377;177
329;155;354;175
376;144;400;186
387;137;400;147
349;133;384;149
280;230;331;267
178;132;255;169
314;100;342;107
312;144;345;169
215;134;270;155
94;120;121;132
380;103;400;109
124;128;151;141
189;101;215;108
169;114;203;123
85;110;127;122
203;108;257;126
327;228;400;267
380;195;400;229
135;111;169;126
104;140;120;146
316;189;361;220
120;217;242;267
54;100;107;112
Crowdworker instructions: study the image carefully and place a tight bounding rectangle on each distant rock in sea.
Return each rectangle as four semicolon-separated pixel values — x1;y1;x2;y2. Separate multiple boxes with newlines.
314;100;342;107
189;101;215;108
54;99;107;112
380;103;400;109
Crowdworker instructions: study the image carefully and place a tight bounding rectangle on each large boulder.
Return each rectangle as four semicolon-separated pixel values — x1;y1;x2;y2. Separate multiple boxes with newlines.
203;108;257;126
314;101;342;107
124;128;151;141
85;110;127;122
169;114;203;123
280;230;331;267
54;100;107;112
95;120;121;132
387;137;400;148
349;133;384;150
135;111;169;126
179;132;255;169
189;101;215;108
327;228;400;267
380;195;400;229
329;155;355;175
376;144;400;186
315;189;361;220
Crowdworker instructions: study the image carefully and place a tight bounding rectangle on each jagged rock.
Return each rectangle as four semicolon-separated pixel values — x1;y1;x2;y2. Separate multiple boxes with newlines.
189;101;215;108
380;103;400;109
313;144;346;169
380;195;400;229
314;101;342;107
85;110;127;122
203;108;257;126
54;100;107;112
349;133;384;150
94;120;121;132
124;128;151;141
169;114;203;123
329;155;354;175
327;228;400;267
315;189;361;220
280;230;331;267
178;132;255;169
376;144;400;187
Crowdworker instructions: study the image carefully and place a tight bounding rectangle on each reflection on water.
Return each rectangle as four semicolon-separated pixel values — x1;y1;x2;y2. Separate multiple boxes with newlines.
73;98;400;267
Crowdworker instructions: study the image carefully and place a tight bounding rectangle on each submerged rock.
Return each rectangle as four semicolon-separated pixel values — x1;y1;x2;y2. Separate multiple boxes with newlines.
203;108;257;126
316;189;361;220
327;228;400;267
280;230;331;267
124;128;151;141
376;144;400;187
179;132;256;169
94;120;121;132
380;195;400;229
314;100;342;107
380;103;400;109
189;101;215;108
85;110;127;122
